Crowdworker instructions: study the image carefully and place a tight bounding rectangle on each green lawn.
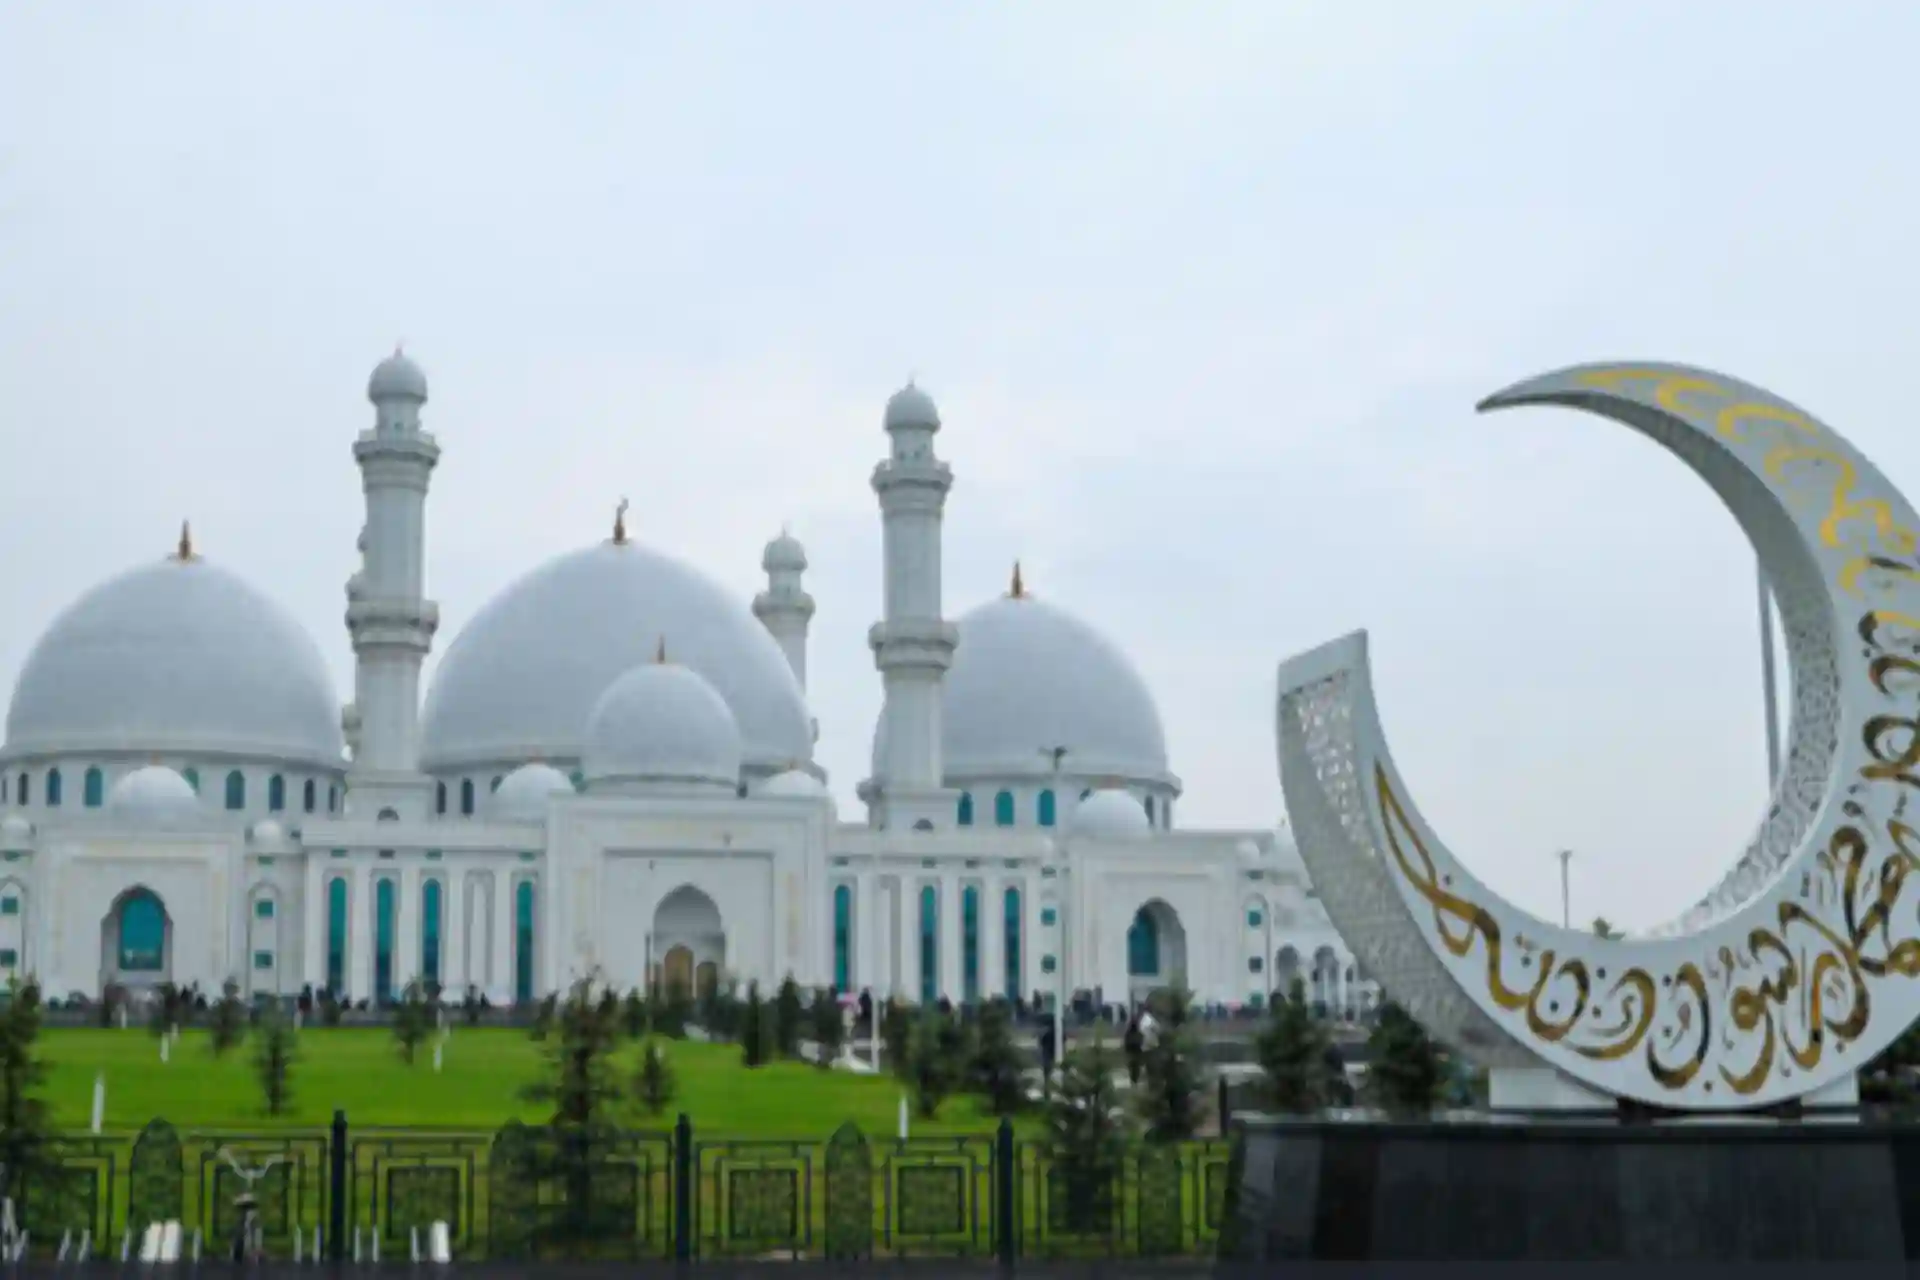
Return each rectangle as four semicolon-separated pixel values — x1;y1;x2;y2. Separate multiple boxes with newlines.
37;1028;1005;1137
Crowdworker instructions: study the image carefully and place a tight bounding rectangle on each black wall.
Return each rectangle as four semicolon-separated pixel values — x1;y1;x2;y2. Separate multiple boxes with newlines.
1221;1117;1920;1261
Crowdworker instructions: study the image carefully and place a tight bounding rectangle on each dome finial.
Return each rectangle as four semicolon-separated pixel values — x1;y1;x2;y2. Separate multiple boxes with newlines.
1009;560;1025;599
613;498;630;546
175;520;196;562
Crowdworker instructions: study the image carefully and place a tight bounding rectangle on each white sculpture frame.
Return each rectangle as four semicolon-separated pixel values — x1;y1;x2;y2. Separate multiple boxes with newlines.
1276;362;1920;1110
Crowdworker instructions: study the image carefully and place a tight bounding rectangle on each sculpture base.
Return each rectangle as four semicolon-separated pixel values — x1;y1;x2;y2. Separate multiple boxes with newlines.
1221;1111;1917;1261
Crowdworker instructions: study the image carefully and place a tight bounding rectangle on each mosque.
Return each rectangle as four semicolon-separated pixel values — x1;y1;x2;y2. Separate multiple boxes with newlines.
0;351;1369;1016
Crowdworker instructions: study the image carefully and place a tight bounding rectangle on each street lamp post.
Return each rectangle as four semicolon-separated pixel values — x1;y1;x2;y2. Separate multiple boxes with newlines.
1041;747;1069;1073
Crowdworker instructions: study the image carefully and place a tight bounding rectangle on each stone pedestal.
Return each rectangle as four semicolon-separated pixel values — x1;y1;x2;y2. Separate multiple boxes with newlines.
1220;1108;1913;1261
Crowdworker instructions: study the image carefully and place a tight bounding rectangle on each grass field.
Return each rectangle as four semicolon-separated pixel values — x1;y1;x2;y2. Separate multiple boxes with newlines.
36;1027;1006;1137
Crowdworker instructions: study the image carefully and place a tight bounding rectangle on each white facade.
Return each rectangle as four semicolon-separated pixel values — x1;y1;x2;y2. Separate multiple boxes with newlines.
0;353;1369;1015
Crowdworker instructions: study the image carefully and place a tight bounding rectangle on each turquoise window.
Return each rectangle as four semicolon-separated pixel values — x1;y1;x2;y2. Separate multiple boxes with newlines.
0;897;16;917
1145;795;1156;825
118;890;165;971
224;770;246;811
374;878;396;1002
44;769;61;808
1041;906;1056;927
422;879;442;988
15;773;26;805
1037;790;1056;827
1041;955;1056;975
0;949;15;968
328;784;338;812
83;767;104;809
304;779;317;813
268;775;285;812
182;767;199;794
326;878;347;993
919;885;938;1004
962;884;980;1003
254;899;274;919
1247;910;1263;928
254;950;273;971
569;770;585;790
833;884;852;994
490;775;503;793
1249;956;1264;973
957;793;974;826
993;790;1015;827
515;880;536;1003
1003;886;1022;1000
435;782;447;815
1127;907;1160;977
460;779;475;816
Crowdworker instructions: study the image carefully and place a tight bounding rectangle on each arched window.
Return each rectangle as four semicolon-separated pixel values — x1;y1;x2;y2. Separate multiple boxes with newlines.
1127;907;1160;977
569;770;585;790
515;880;536;1003
268;775;286;813
1145;795;1156;824
45;769;61;808
1037;790;1056;827
224;770;246;811
117;890;165;970
374;878;396;1003
83;767;104;809
326;878;348;994
961;884;980;1003
182;767;199;794
833;884;852;994
1003;886;1022;1001
12;774;23;806
303;779;317;813
956;793;974;826
435;782;447;816
993;790;1015;827
422;879;443;989
919;885;938;1005
460;779;475;816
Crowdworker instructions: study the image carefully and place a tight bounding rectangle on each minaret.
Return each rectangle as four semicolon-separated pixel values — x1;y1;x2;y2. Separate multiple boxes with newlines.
864;382;960;829
343;347;441;820
753;528;814;689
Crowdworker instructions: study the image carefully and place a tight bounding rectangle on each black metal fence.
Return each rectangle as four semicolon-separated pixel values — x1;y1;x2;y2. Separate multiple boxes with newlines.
5;1113;1229;1262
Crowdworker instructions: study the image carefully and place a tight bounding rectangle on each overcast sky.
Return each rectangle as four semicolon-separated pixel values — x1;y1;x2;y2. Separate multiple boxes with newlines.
2;2;1914;932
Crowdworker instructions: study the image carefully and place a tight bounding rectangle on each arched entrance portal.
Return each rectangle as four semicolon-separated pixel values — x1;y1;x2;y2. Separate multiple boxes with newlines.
1125;899;1188;1002
101;887;172;990
651;886;724;997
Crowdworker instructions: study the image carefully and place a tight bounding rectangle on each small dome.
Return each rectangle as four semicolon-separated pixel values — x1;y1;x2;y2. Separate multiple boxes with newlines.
1236;838;1263;863
884;383;940;431
107;766;202;825
0;814;31;850
1073;789;1151;838
491;762;576;821
583;660;742;790
250;819;287;846
760;768;829;799
5;554;345;768
368;349;428;402
762;532;807;573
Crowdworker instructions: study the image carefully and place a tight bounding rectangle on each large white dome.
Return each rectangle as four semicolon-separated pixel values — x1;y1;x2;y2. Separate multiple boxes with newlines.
582;661;742;790
4;554;345;768
873;590;1174;788
421;540;813;773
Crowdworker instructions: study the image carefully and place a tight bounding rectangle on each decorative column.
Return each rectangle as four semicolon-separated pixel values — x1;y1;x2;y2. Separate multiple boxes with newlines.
349;863;373;1001
939;873;962;1002
854;871;874;991
982;875;1005;1005
445;869;467;993
395;866;419;989
303;858;326;991
492;869;515;1002
897;878;920;1001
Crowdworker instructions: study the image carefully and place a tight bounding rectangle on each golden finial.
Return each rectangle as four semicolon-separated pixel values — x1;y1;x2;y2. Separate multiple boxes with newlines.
613;498;630;546
1009;560;1025;599
175;521;196;562
655;634;668;664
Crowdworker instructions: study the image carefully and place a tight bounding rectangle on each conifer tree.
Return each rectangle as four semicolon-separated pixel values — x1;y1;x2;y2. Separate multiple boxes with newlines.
1045;1032;1126;1233
1364;1001;1445;1117
0;978;55;1208
392;979;434;1065
907;1009;957;1118
773;975;805;1059
254;1004;297;1116
635;1038;676;1117
208;979;247;1057
1135;987;1204;1140
740;982;770;1068
968;998;1027;1115
1256;977;1335;1114
809;988;846;1068
518;974;626;1253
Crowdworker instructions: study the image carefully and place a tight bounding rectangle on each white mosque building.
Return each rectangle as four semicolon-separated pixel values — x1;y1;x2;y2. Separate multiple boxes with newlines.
0;351;1369;1016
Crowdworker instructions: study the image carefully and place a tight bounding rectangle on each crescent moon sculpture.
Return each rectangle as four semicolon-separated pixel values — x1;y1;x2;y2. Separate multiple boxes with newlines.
1275;361;1920;1109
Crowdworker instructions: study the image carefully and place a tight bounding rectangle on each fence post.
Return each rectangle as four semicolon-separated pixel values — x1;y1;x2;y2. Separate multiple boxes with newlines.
1218;1077;1231;1132
328;1109;348;1264
994;1117;1016;1267
672;1112;693;1262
